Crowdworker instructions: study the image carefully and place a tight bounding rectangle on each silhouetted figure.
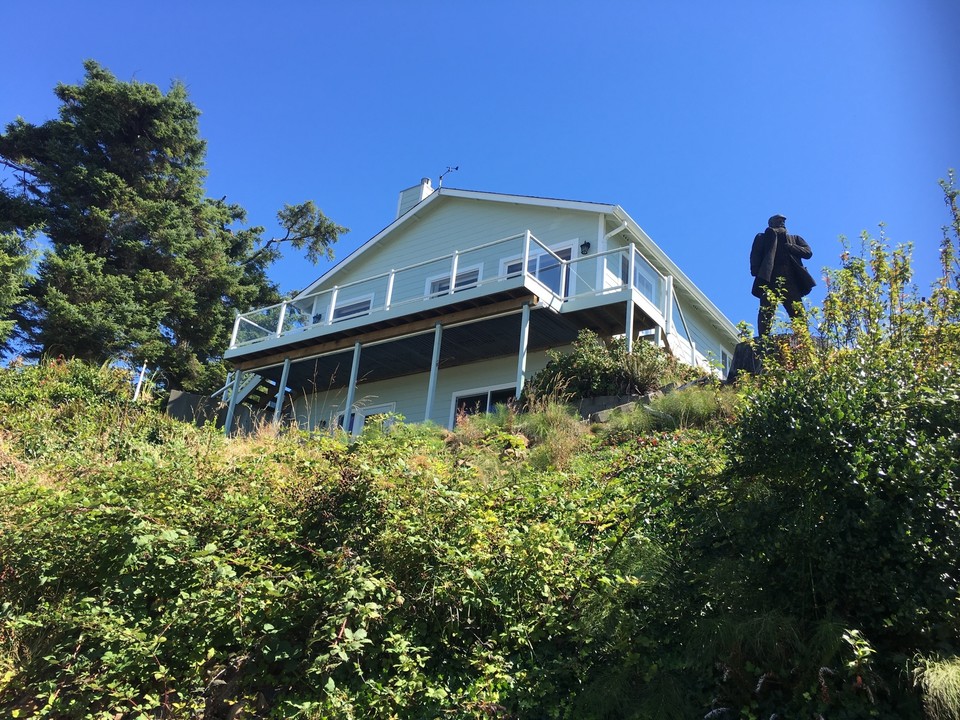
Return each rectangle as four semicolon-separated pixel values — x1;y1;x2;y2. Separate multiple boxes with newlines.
750;214;815;336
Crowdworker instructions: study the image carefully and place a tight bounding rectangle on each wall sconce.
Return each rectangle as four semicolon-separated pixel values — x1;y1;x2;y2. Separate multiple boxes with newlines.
579;240;591;256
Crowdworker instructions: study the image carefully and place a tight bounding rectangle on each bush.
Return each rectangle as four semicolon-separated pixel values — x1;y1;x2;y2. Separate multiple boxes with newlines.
523;330;672;403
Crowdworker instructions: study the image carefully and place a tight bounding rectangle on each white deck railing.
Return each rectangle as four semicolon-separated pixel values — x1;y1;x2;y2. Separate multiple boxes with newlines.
229;231;670;350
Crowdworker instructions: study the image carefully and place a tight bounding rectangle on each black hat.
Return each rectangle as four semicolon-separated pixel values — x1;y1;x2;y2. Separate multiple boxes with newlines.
768;213;786;226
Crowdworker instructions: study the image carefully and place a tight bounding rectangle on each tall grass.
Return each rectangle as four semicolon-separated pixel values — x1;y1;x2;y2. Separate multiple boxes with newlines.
916;656;960;720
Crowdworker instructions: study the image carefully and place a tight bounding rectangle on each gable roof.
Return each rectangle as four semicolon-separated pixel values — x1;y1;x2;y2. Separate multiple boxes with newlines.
294;187;616;300
293;186;738;342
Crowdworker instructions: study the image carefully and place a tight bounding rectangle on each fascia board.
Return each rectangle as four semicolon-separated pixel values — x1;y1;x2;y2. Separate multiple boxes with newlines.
612;206;740;343
439;187;618;215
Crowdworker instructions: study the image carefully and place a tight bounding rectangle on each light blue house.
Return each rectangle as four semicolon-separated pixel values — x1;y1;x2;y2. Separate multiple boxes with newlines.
221;179;739;434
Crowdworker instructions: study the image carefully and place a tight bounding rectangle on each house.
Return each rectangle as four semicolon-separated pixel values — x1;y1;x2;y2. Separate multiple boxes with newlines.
220;179;739;434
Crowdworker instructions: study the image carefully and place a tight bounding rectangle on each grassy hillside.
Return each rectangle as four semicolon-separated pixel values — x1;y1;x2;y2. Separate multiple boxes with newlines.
0;347;957;719
3;191;960;719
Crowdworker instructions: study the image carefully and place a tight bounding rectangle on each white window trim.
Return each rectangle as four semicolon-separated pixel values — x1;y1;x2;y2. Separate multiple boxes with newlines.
332;293;374;322
500;240;577;296
448;382;516;427
423;264;482;298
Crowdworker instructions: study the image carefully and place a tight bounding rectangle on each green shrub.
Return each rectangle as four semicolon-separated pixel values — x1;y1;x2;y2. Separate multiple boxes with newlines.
523;330;672;403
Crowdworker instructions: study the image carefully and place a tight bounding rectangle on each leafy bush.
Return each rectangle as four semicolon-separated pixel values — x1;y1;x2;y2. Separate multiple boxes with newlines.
523;330;671;403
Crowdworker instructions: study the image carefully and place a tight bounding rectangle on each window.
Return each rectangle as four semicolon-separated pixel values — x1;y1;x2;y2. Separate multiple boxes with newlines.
451;385;515;425
620;254;657;301
336;402;396;435
426;267;480;297
332;295;372;322
502;244;573;296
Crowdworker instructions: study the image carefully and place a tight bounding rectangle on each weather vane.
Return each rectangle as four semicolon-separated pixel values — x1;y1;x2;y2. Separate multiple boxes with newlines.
438;165;459;188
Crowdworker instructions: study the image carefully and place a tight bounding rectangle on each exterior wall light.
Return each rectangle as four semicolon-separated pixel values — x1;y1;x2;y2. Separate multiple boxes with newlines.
580;240;591;255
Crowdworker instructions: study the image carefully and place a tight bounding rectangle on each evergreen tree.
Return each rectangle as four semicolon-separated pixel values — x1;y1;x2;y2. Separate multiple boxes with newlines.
0;60;345;391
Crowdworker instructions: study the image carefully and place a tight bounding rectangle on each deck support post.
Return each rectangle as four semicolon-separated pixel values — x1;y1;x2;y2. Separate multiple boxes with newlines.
272;357;292;426
516;302;531;397
224;369;242;436
424;322;443;423
342;342;362;433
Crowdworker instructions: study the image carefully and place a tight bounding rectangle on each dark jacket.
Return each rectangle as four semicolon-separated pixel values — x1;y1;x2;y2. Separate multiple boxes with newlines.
750;227;815;299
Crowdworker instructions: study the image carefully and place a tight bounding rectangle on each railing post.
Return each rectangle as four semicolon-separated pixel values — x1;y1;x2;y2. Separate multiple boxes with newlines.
449;251;460;293
522;230;532;278
385;270;395;310
276;302;287;338
310;294;321;324
628;243;636;291
326;286;339;326
230;312;241;348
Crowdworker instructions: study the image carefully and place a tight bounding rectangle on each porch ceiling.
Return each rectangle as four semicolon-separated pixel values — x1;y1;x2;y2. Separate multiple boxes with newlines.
250;300;655;395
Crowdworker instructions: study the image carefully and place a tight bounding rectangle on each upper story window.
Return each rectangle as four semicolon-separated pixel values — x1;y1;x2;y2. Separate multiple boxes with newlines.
426;267;481;297
332;295;372;322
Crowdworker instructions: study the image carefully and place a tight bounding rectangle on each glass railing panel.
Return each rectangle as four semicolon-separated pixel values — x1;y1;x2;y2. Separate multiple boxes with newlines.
234;304;285;346
388;256;457;307
565;254;601;295
633;253;663;307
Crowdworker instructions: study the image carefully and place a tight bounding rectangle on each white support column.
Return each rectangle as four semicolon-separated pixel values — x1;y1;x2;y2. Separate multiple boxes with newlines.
516;302;531;396
272;357;292;425
230;313;241;349
522;230;532;278
276;302;287;337
224;369;242;436
424;322;443;422
385;270;395;310
690;340;697;367
449;251;460;292
342;342;362;433
326;287;339;326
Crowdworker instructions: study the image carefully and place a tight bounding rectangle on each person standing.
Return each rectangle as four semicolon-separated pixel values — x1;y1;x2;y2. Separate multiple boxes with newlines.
750;214;815;336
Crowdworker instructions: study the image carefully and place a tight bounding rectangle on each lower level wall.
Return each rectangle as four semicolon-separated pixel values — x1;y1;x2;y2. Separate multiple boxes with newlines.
289;349;562;431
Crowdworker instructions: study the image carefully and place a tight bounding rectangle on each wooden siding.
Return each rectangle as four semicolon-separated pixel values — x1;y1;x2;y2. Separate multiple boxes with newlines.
315;198;601;295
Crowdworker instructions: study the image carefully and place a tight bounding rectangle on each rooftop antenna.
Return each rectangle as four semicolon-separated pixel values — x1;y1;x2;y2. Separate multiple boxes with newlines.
438;165;459;189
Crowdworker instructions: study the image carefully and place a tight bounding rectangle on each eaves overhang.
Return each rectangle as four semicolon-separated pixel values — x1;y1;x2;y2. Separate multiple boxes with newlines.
610;206;740;345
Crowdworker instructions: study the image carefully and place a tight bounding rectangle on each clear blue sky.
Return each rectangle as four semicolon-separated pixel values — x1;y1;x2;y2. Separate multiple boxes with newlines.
3;1;958;332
